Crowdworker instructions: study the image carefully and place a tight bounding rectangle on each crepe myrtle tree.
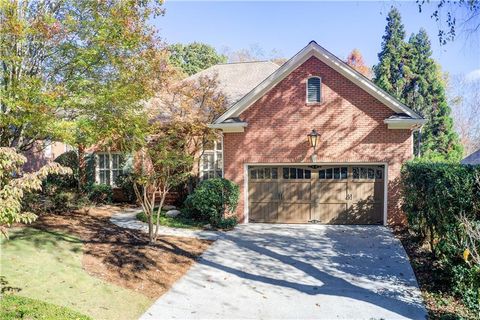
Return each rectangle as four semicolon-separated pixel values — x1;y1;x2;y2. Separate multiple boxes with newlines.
0;147;71;237
132;124;193;242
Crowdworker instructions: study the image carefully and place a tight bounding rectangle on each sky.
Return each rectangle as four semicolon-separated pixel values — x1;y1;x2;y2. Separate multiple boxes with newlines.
152;1;480;78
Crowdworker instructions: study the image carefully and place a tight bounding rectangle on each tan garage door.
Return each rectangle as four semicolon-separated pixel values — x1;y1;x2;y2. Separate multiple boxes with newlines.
248;165;384;224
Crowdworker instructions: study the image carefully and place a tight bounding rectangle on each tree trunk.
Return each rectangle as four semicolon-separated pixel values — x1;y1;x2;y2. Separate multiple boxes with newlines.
78;143;87;191
148;211;154;242
154;187;167;241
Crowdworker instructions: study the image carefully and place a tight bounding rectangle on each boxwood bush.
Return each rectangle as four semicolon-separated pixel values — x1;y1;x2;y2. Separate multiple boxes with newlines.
401;161;480;311
184;178;239;228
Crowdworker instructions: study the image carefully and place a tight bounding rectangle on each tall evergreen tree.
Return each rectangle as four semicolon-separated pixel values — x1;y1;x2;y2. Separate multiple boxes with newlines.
374;8;463;161
402;29;463;161
373;7;407;98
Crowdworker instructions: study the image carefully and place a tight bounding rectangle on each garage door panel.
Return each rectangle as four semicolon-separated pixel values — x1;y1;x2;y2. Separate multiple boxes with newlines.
249;182;279;202
281;182;311;202
350;182;383;203
348;203;383;224
279;203;311;223
249;202;279;223
314;182;347;202
314;203;348;223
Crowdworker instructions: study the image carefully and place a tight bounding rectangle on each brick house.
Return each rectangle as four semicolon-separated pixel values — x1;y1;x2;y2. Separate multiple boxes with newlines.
209;41;425;225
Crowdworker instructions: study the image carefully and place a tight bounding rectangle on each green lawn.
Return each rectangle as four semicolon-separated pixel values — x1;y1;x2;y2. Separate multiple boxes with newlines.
1;228;152;320
0;294;91;320
136;210;205;229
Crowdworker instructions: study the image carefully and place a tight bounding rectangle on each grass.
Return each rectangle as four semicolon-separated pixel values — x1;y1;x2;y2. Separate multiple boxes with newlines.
136;209;205;229
0;227;152;320
0;294;91;320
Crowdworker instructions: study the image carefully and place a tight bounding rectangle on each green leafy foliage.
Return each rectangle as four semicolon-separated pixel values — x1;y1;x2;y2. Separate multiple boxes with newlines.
45;150;80;190
114;172;136;203
168;42;227;76
401;161;480;311
374;7;463;161
86;184;113;204
0;294;91;320
132;124;194;241
0;0;164;153
185;178;239;229
373;7;407;98
0;147;71;236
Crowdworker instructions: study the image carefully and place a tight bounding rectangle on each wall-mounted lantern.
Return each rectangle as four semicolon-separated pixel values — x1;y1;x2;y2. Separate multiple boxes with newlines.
307;129;319;162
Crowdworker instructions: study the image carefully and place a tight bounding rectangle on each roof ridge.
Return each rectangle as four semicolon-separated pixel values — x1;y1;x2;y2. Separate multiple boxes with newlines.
216;60;275;65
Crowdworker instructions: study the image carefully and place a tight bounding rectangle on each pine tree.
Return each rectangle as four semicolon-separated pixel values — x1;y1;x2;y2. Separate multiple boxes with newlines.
373;7;407;98
374;9;463;161
402;29;463;161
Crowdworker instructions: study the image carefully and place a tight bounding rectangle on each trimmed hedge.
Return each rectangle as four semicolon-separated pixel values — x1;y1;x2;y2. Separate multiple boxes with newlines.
401;161;480;311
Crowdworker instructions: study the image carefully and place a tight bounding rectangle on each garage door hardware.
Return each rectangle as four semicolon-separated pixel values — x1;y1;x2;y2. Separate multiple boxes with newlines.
308;219;321;224
345;194;353;200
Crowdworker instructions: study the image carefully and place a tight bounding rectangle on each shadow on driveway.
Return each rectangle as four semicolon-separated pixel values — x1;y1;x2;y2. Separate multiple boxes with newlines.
141;224;427;319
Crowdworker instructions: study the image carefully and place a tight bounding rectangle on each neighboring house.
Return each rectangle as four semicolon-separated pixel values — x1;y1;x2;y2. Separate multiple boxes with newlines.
209;41;425;225
461;149;480;165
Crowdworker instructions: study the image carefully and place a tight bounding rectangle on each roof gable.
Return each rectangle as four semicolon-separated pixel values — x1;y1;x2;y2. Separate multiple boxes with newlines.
214;41;423;124
462;149;480;165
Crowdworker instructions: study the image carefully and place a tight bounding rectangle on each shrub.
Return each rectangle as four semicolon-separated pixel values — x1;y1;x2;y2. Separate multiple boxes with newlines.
401;160;480;311
45;150;79;190
114;172;136;203
86;184;113;204
184;178;239;228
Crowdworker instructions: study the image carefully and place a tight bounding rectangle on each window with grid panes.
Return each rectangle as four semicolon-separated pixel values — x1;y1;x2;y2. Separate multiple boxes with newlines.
200;140;223;179
96;153;124;186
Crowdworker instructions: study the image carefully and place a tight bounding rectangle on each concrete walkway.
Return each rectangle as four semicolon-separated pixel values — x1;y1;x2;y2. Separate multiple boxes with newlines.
141;224;427;320
109;207;222;240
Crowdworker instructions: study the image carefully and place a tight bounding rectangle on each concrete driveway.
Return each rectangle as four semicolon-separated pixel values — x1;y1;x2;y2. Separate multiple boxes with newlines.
141;224;427;320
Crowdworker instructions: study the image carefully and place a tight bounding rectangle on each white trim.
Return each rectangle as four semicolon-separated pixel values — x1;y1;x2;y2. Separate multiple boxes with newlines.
243;161;389;225
199;138;224;180
306;76;322;104
208;122;247;133
383;163;388;226
95;152;123;186
215;41;423;124
384;118;426;129
243;163;249;223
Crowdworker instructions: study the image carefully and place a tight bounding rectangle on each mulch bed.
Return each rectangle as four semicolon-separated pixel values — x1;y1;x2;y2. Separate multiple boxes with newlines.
33;205;211;299
393;227;475;319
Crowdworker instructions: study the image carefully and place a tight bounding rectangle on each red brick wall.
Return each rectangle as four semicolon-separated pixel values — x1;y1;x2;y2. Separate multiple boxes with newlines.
223;56;413;225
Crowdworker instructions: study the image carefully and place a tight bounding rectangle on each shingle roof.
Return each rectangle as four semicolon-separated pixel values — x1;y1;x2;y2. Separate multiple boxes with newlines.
461;149;480;165
184;61;280;105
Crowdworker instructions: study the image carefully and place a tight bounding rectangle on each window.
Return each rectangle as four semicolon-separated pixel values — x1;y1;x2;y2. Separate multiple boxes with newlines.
250;167;278;180
307;77;321;103
282;167;311;179
352;166;383;180
319;167;347;180
201;140;223;179
96;153;124;186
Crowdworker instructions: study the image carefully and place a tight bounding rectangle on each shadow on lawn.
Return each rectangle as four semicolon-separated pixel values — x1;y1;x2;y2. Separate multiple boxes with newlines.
0;276;21;294
29;207;209;298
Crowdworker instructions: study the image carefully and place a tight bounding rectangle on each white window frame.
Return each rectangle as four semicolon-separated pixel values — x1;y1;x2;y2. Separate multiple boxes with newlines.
95;152;124;186
200;137;224;180
306;76;322;104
